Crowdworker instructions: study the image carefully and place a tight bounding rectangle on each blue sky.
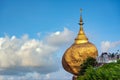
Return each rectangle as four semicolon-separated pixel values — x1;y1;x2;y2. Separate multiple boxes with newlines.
0;0;120;79
0;0;120;45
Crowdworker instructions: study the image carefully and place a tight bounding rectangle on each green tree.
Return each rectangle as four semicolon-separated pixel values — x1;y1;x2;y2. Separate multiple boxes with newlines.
77;59;120;80
79;57;97;75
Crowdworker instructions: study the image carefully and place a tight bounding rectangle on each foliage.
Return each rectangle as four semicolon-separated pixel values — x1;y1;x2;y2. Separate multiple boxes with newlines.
79;57;97;75
117;59;120;64
77;59;120;80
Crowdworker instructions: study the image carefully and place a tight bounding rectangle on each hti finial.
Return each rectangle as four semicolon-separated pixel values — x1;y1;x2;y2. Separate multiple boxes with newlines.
80;8;82;15
79;8;84;25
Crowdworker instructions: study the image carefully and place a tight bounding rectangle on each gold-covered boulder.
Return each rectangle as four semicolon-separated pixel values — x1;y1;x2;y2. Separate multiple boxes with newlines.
62;12;98;75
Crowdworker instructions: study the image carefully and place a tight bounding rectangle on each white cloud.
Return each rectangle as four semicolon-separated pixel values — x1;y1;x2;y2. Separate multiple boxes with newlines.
45;28;74;47
101;41;120;52
0;27;74;75
0;69;72;80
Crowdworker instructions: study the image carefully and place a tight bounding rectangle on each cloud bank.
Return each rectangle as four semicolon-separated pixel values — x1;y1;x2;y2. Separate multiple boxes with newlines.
101;41;120;52
0;69;72;80
0;28;74;75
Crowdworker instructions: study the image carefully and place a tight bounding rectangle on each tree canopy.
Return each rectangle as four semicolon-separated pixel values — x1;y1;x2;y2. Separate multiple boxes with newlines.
77;58;120;80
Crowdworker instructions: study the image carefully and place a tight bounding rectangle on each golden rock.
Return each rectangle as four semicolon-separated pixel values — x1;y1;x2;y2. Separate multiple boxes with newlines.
62;11;98;75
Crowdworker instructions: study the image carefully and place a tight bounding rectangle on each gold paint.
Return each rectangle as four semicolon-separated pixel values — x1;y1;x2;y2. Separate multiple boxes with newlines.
62;10;98;76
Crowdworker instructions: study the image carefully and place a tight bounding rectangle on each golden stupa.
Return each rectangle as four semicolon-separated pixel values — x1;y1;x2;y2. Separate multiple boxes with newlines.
62;10;98;76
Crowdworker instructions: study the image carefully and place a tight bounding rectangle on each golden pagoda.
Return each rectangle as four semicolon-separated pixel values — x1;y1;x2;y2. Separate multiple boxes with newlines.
62;10;98;77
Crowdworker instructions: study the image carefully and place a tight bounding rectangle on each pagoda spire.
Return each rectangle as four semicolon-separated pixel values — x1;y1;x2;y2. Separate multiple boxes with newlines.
75;9;88;44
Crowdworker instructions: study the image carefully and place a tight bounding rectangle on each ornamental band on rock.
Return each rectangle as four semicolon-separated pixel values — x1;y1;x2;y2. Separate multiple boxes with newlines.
62;9;98;80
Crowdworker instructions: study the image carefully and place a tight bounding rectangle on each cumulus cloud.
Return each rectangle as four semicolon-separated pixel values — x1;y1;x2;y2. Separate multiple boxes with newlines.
0;28;74;75
101;41;120;52
0;69;72;80
45;28;74;46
